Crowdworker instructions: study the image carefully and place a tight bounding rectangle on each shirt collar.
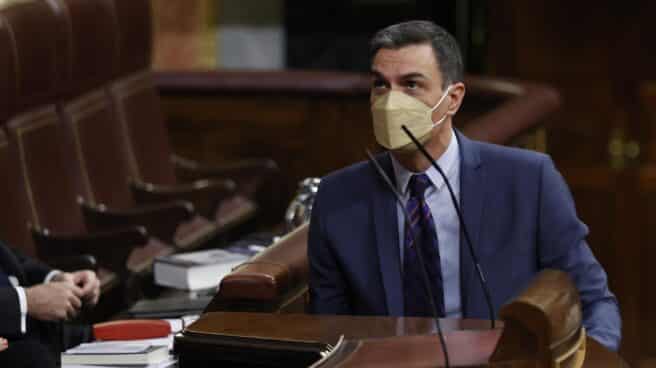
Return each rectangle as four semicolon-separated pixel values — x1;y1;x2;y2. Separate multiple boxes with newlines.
390;129;460;196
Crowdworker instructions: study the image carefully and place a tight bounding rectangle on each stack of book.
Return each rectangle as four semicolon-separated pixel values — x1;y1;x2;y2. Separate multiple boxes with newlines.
154;248;251;291
61;341;175;368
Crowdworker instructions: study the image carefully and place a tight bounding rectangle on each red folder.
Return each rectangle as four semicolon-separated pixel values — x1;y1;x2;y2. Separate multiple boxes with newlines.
93;320;171;340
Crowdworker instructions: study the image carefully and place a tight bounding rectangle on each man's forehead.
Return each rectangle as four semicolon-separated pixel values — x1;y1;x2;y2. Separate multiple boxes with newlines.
371;44;440;79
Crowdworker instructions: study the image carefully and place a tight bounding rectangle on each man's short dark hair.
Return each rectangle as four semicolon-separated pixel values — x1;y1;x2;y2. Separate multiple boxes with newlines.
370;20;464;88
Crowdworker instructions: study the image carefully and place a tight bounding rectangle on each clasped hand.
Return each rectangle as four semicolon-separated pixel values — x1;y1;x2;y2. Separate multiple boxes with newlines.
25;270;100;321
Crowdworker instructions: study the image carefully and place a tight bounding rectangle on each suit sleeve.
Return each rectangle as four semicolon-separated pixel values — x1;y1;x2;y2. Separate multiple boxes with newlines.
537;157;621;351
0;286;22;337
11;247;52;286
307;183;353;315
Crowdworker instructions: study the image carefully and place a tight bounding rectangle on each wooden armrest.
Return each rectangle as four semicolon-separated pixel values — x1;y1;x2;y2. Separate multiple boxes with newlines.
31;225;148;275
80;199;194;244
490;269;584;367
461;76;562;145
129;178;236;218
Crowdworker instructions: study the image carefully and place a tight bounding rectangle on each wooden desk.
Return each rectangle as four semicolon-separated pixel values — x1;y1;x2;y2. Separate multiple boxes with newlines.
174;312;627;367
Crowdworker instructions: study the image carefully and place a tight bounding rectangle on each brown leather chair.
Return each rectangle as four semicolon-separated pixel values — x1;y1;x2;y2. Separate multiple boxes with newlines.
48;0;271;252
45;0;187;259
0;129;34;255
108;0;280;232
0;0;148;281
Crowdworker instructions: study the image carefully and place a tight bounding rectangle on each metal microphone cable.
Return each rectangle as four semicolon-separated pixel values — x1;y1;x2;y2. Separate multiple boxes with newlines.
366;149;450;368
401;125;496;329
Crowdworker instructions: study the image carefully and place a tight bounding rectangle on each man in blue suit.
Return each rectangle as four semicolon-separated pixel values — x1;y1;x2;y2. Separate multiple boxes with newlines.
308;20;621;351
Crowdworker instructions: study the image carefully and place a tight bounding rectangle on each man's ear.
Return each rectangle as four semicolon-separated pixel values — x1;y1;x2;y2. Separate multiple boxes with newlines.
446;82;466;115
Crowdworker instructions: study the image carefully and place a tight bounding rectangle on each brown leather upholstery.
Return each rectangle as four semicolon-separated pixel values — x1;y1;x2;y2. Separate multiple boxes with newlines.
110;70;178;185
0;0;84;238
0;129;35;255
104;0;268;239
6;108;87;237
53;0;119;96
0;10;16;122
0;0;150;281
60;88;135;209
207;223;309;312
109;0;193;185
0;0;67;118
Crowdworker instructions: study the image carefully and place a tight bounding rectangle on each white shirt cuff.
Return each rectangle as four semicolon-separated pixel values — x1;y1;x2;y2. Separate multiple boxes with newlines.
13;286;27;334
44;270;62;283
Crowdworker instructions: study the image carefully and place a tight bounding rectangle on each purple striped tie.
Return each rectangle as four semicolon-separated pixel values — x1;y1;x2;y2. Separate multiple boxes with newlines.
402;173;445;317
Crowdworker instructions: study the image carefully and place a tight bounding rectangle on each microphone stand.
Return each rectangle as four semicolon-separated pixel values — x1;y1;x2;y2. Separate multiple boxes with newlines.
401;125;496;329
366;150;450;368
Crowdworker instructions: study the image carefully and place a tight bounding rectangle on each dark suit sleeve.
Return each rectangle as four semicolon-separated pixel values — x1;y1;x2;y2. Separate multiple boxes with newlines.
536;157;621;351
308;183;353;315
0;287;22;337
12;247;52;286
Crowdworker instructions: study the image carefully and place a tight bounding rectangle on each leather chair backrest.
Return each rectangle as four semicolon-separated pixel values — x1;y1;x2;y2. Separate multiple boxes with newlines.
108;0;177;185
1;0;88;238
0;7;16;123
59;88;135;208
5;107;89;236
0;128;36;256
52;0;119;97
108;71;177;185
53;0;136;208
0;0;69;116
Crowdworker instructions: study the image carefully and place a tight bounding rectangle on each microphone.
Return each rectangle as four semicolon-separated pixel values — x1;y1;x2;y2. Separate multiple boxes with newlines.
401;125;496;329
366;149;450;368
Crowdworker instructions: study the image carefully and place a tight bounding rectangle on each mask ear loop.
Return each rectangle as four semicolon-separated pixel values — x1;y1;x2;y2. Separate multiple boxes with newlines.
430;85;453;127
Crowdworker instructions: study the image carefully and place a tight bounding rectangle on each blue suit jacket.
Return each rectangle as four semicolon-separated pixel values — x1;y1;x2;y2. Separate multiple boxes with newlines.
308;130;621;351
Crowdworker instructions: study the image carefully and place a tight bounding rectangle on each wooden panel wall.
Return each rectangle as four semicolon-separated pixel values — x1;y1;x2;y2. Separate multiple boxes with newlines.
163;94;374;204
485;1;656;364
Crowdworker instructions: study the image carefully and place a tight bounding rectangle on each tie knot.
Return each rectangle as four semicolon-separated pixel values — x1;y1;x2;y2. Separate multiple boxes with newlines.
408;173;432;198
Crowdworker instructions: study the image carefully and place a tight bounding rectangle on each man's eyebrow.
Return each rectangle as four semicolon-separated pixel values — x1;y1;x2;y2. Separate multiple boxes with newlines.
370;69;384;78
369;70;428;80
400;72;428;80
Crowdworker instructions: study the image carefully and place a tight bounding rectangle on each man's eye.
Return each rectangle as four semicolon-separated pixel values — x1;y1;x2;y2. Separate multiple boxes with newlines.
406;81;418;89
372;80;387;89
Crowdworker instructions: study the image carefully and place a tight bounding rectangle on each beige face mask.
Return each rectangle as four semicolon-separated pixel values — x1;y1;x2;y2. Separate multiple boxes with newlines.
371;86;452;150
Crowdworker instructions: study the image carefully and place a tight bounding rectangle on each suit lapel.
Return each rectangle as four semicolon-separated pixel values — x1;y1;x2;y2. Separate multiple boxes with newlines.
455;131;486;317
371;153;404;316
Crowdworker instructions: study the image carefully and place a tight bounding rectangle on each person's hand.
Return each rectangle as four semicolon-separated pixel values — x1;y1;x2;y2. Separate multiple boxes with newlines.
52;270;100;307
0;337;7;352
25;282;84;321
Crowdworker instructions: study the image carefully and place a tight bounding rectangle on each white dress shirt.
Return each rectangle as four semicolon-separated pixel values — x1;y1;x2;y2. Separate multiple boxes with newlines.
391;129;462;318
9;270;61;333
